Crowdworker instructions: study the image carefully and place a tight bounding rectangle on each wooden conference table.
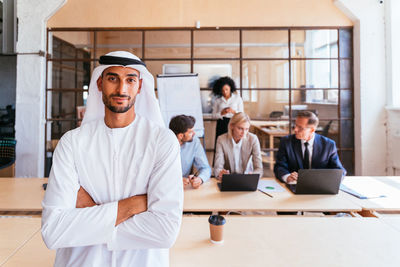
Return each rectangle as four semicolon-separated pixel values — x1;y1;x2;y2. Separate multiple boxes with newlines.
0;178;47;212
342;176;400;214
0;177;361;214
3;216;400;267
184;178;361;213
171;216;400;267
0;217;43;266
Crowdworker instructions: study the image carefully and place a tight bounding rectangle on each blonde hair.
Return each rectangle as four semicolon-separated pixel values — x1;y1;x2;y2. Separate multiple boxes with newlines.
228;112;251;138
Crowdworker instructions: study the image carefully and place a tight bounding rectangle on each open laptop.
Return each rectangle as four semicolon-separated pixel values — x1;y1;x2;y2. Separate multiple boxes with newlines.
217;173;260;191
286;169;343;194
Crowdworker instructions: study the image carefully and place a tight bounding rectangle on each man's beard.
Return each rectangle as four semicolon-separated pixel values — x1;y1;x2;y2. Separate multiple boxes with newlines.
103;93;135;113
182;136;194;144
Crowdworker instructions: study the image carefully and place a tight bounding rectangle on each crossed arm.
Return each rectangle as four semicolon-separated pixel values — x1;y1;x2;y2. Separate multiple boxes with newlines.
42;130;183;251
76;186;147;226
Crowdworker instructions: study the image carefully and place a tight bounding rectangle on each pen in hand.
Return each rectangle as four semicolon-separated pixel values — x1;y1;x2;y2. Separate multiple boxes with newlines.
189;171;200;180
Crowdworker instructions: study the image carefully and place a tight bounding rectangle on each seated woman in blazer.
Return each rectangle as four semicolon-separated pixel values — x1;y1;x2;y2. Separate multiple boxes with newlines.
214;112;263;179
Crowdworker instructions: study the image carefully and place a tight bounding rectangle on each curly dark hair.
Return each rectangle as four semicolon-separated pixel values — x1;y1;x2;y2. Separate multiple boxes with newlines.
212;76;237;97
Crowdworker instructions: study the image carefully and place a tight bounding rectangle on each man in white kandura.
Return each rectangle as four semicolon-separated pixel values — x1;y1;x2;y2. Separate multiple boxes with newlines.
41;51;183;267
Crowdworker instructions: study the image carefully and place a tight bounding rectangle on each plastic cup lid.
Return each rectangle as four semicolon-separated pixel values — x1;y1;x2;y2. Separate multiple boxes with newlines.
208;215;226;225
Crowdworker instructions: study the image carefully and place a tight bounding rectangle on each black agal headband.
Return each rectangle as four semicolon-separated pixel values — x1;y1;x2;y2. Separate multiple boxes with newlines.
99;55;146;67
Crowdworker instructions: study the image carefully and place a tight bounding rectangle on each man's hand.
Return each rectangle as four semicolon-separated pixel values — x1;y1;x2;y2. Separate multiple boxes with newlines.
116;194;147;226
218;169;230;180
190;176;203;189
183;177;190;188
287;172;298;184
76;186;97;208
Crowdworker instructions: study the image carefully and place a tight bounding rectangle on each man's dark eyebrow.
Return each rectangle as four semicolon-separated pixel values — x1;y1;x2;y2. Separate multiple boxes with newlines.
105;72;119;77
104;72;138;77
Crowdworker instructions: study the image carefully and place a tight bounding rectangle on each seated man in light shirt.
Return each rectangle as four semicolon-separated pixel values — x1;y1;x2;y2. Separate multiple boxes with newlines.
169;115;212;189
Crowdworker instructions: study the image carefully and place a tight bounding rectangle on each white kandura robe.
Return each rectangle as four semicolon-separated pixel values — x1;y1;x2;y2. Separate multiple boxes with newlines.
41;115;183;267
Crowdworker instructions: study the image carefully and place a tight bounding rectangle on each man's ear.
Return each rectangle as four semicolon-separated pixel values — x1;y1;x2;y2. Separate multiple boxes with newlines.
97;76;103;92
177;133;183;141
137;79;143;94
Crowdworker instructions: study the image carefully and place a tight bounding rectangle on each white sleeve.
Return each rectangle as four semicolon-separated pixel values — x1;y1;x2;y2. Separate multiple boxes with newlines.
212;98;223;119
281;174;290;183
41;131;118;250
107;130;183;250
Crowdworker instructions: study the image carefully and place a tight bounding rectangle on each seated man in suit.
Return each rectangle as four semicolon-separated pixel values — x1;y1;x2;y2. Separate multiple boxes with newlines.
169;115;211;189
274;111;346;184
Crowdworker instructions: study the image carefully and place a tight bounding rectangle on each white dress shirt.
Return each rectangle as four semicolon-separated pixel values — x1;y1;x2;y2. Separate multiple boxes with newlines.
282;134;315;183
42;115;183;267
232;138;243;173
212;92;244;119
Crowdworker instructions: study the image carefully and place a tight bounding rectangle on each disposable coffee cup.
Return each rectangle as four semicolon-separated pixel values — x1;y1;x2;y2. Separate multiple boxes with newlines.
208;215;226;244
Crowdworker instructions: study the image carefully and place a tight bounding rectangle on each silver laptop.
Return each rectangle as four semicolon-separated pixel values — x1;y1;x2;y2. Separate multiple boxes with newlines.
286;169;343;194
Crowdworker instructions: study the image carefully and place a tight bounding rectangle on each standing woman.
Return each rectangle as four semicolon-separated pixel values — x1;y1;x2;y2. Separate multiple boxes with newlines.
212;76;244;139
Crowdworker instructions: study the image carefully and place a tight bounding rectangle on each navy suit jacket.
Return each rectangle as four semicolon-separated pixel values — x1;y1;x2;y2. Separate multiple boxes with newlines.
274;134;346;182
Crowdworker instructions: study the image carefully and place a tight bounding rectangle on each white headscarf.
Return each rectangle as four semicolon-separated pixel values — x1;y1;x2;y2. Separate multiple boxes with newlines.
82;51;164;127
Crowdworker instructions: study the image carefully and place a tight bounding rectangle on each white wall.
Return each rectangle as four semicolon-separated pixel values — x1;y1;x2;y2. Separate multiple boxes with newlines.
385;0;400;175
385;0;400;107
14;0;66;177
387;108;400;175
334;0;387;175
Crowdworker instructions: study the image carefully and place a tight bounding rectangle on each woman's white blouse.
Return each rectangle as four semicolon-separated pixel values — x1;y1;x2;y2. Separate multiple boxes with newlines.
212;93;244;119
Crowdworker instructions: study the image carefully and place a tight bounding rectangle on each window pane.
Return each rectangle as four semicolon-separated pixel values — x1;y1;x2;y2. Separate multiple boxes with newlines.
339;29;353;58
51;62;90;89
291;30;338;58
316;119;339;143
193;60;240;89
194;30;239;58
291;60;338;88
340;119;354;148
145;60;191;88
97;31;142;58
243;60;289;88
60;68;76;88
51;32;94;59
243;90;289;119
145;31;190;59
49;91;84;120
340;90;353;118
201;90;213;114
291;90;338;120
242;30;288;58
294;89;339;105
47;120;78;140
340;59;353;89
339;150;354;175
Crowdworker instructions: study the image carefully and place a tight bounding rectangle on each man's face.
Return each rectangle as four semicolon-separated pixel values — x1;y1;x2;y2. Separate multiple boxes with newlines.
231;121;250;141
181;127;195;144
294;117;315;141
97;66;142;113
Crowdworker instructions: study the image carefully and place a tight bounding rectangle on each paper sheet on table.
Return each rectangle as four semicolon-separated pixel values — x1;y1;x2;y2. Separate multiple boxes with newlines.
340;178;394;199
257;179;286;193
